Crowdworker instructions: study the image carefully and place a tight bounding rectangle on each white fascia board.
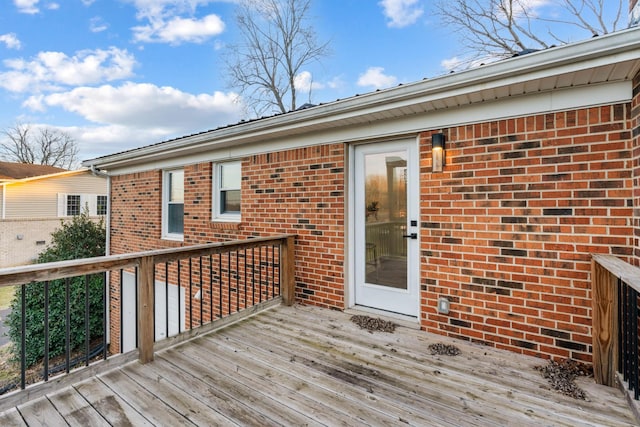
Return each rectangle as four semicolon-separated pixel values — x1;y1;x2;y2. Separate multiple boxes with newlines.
102;81;631;176
85;26;640;173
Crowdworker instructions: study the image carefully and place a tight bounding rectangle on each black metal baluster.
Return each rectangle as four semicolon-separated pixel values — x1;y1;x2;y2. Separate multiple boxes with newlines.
218;253;223;318
633;288;639;399
85;275;90;367
277;245;281;295
236;251;239;313
259;246;263;303
199;256;203;326
135;267;139;349
119;269;124;353
20;283;26;390
178;260;182;333
44;281;49;382
271;245;275;299
209;255;213;322
189;258;193;330
165;262;169;338
103;271;108;360
244;248;247;309
625;285;631;384
252;247;255;306
618;278;624;377
65;277;71;374
227;252;231;314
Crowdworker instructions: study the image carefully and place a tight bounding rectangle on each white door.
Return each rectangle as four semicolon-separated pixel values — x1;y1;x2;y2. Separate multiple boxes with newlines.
354;140;419;317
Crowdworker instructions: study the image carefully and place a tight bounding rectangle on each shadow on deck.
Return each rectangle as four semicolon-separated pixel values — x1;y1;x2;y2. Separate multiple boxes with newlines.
0;304;636;426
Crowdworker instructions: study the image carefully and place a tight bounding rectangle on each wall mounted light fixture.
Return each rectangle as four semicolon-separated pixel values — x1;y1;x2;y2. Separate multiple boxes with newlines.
432;133;445;173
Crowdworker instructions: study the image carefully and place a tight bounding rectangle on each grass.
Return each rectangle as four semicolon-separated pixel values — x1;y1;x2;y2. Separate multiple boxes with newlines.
0;286;14;311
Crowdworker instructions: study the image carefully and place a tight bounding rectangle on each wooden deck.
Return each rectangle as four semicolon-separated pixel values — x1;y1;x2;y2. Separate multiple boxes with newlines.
0;304;637;426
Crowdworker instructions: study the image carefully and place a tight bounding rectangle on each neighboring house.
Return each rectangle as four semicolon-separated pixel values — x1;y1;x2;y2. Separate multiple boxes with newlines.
85;23;640;362
0;165;108;267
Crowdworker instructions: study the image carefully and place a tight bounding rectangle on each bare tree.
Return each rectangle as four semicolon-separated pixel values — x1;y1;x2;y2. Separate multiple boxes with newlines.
226;0;330;116
436;0;624;68
1;123;78;169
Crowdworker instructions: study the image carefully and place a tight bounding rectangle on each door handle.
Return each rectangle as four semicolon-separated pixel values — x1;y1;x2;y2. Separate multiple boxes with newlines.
402;233;417;240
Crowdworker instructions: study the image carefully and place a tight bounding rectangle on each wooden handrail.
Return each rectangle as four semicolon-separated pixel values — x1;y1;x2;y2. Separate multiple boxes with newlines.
0;234;295;288
0;234;297;366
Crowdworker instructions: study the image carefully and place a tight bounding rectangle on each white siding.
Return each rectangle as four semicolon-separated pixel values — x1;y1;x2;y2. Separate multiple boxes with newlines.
4;172;107;219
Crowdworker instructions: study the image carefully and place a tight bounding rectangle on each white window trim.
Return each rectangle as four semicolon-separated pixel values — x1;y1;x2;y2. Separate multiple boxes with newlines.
212;161;241;222
162;169;184;241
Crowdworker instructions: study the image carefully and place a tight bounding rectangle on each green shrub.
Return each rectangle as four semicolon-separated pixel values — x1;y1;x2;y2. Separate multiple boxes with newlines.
7;210;106;367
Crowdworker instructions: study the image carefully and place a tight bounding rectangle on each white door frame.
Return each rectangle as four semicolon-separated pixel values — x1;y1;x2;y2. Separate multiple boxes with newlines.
347;137;420;318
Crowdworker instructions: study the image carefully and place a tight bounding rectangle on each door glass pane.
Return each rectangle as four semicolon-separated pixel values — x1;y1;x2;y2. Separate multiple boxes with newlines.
364;151;407;289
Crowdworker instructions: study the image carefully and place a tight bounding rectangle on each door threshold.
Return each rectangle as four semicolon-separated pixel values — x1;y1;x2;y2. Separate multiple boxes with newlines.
346;306;420;330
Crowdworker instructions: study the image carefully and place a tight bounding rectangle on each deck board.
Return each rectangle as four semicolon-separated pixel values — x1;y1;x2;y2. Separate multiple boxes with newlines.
47;386;111;427
0;407;26;426
1;304;637;426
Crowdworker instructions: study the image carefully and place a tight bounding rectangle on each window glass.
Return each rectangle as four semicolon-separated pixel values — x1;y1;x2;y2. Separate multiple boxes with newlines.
220;162;241;190
168;203;184;234
97;195;108;215
169;170;184;202
67;195;81;216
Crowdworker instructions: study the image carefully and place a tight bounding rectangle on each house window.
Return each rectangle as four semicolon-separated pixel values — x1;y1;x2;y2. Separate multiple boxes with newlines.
66;195;81;216
164;169;184;239
97;195;108;215
213;161;241;221
58;193;108;217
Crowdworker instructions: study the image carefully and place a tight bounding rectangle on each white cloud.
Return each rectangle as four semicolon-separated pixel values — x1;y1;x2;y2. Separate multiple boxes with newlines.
47;2;59;10
357;67;397;89
441;56;462;71
90;17;109;33
0;33;22;50
124;0;226;45
133;14;225;44
294;71;324;92
379;0;423;28
27;82;242;129
81;0;96;5
14;0;39;14
28;82;244;159
0;47;136;93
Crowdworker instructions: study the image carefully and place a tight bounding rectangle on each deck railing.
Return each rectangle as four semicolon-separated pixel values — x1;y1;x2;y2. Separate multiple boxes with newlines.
592;254;640;400
0;234;295;397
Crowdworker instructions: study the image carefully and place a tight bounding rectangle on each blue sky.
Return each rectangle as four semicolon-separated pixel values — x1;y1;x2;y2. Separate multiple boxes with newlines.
0;0;629;162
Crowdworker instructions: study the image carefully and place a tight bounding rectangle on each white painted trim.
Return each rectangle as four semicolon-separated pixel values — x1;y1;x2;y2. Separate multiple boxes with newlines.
98;81;631;177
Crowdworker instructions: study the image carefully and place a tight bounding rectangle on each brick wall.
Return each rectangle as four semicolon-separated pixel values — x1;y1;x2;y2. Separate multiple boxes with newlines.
419;103;633;361
108;145;346;350
111;102;636;361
